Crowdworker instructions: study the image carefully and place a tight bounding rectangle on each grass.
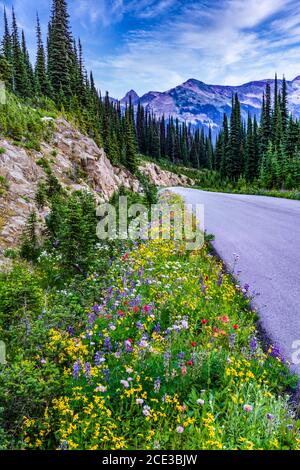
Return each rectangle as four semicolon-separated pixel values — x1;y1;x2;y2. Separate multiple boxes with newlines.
140;155;300;201
13;193;300;450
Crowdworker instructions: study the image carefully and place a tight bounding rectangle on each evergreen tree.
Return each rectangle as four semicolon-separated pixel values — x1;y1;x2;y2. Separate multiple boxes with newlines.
35;14;51;97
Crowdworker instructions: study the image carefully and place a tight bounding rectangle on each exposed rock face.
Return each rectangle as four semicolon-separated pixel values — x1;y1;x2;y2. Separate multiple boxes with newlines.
0;118;192;257
140;162;194;187
0;119;141;255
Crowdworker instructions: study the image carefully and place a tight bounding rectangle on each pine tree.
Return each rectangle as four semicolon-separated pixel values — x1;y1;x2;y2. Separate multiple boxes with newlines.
124;98;138;173
11;7;28;96
35;14;51;97
47;0;73;99
21;30;35;96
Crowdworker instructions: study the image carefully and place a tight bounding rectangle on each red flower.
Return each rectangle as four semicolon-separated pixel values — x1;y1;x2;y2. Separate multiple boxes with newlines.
233;324;239;330
221;315;229;323
191;341;196;347
133;306;139;313
143;305;150;312
123;253;129;261
202;319;208;325
205;275;209;282
118;310;125;316
187;360;193;366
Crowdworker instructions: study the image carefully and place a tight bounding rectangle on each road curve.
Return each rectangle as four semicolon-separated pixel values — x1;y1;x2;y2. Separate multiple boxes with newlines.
168;187;300;375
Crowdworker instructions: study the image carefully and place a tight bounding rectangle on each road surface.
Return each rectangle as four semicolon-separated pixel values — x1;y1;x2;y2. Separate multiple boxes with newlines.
169;187;300;375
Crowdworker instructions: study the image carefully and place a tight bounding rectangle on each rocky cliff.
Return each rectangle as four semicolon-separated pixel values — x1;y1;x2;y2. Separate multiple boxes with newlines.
0;118;193;256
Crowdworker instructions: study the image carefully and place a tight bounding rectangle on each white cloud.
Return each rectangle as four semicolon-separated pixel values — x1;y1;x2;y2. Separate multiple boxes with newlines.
89;0;300;97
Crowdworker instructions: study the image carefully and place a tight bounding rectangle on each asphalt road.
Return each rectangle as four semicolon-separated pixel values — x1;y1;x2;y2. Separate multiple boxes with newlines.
169;187;300;375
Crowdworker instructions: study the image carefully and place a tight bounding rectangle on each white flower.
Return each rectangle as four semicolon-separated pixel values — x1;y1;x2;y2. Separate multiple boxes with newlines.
120;380;130;388
143;406;151;416
95;385;107;392
136;398;144;405
126;367;133;374
196;399;205;406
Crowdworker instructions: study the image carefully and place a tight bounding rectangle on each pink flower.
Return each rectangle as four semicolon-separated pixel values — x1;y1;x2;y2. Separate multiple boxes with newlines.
176;426;184;434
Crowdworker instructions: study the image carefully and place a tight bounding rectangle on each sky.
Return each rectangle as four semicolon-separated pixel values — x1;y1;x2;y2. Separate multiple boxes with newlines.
1;0;300;98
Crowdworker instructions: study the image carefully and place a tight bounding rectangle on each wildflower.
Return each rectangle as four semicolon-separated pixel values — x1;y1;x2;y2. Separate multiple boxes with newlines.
94;351;105;366
217;270;223;287
176;426;184;434
139;337;149;348
84;362;91;379
202;319;208;325
118;310;125;317
136;398;144;405
181;319;188;330
154;378;161;393
133;306;139;313
124;339;133;353
181;366;187;376
120;380;130;388
72;360;81;380
243;404;253;412
40;358;47;364
104;337;112;352
249;336;257;353
197;399;205;406
126;367;133;374
95;385;107;392
229;333;236;349
187;360;193;366
143;406;151;416
221;315;229;323
266;413;275;421
191;341;196;347
233;324;239;330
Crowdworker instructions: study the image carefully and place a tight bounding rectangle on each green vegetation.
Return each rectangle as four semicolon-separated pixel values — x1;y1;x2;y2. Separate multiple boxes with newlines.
1;188;299;450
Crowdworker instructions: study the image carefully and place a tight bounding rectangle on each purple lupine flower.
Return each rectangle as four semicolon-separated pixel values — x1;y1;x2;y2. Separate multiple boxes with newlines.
249;336;257;353
67;326;74;337
87;313;97;325
84;362;91;378
198;274;204;285
103;368;110;382
201;285;207;295
104;337;112;352
177;351;185;360
92;304;101;313
269;345;285;362
94;351;105;366
217;270;223;287
154;378;161;393
267;413;275;421
243;283;250;293
136;321;144;331
154;323;161;333
72;360;81;379
229;333;236;349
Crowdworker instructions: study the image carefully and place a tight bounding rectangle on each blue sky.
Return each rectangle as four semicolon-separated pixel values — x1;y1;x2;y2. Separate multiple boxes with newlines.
1;0;300;98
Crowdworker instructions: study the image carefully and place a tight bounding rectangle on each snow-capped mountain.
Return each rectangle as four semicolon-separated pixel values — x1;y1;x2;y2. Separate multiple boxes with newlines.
119;76;300;134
